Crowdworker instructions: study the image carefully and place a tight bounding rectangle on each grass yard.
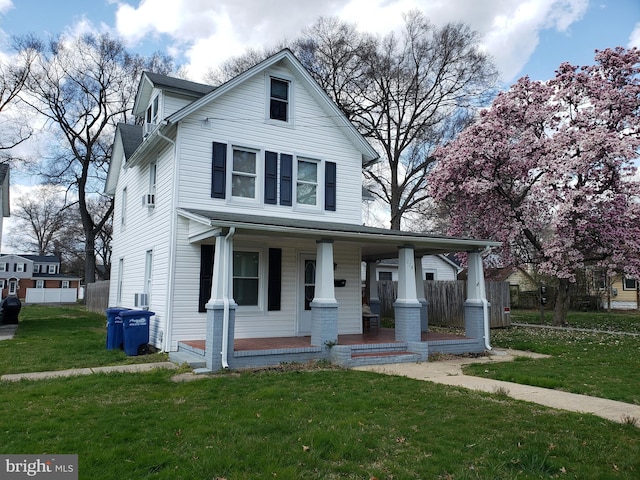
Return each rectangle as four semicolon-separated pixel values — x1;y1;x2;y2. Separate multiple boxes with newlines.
464;310;640;405
0;304;167;375
2;368;639;479
0;305;639;478
510;309;640;333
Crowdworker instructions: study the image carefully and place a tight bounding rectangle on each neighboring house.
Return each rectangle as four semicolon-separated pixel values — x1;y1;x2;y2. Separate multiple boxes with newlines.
607;276;639;309
105;49;499;371
0;254;81;303
374;254;462;282
591;271;639;310
0;164;9;250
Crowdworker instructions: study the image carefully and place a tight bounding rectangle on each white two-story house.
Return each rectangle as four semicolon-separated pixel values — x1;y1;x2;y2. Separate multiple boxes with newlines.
105;49;499;371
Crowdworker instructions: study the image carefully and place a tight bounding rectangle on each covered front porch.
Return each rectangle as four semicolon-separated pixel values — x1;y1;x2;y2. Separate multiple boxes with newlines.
173;209;500;371
174;327;480;370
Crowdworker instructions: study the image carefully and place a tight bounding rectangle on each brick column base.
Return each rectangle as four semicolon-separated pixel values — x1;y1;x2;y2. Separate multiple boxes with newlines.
393;301;422;343
310;300;339;348
205;303;236;371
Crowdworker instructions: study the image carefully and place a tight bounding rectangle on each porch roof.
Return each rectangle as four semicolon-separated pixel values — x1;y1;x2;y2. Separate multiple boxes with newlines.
178;208;500;260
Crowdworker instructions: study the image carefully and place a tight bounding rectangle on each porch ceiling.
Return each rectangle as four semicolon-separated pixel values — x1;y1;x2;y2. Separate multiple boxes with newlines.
178;208;500;260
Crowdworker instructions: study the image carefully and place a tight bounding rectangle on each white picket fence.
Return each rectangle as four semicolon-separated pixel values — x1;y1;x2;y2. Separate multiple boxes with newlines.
25;288;78;304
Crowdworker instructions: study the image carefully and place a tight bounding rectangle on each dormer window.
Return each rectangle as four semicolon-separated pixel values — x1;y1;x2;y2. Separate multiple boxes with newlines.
270;78;289;122
145;95;159;136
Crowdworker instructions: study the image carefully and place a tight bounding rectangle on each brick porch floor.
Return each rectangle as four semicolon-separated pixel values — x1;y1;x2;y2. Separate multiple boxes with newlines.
180;327;469;352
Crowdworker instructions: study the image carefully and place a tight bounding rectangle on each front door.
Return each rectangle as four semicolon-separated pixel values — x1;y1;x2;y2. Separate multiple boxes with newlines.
298;255;315;335
8;279;17;296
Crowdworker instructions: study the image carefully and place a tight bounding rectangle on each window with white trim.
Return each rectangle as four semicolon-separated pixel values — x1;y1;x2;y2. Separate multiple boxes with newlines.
117;259;124;305
36;280;44;289
34;264;40;273
145;95;159;135
269;78;289;122
121;187;127;229
16;263;25;273
296;158;318;207
62;280;69;289
231;148;257;199
233;251;260;307
48;265;56;274
623;278;637;290
144;250;153;299
0;263;6;272
378;271;393;281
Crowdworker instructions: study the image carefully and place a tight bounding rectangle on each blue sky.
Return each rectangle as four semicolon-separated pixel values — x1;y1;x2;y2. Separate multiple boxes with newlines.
1;0;638;84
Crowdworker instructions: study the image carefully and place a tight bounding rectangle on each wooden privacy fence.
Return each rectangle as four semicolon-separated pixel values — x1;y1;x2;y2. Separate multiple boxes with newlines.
377;280;511;328
85;280;110;314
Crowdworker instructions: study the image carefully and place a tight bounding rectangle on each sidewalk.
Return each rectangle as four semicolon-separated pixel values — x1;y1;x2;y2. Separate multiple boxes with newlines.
1;362;178;382
354;348;640;426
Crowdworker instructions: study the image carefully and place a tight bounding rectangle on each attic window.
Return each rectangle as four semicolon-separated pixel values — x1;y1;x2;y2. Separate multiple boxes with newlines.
145;95;159;135
270;78;289;122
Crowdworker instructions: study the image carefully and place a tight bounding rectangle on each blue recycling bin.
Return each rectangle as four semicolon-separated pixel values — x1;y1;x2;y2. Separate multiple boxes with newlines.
120;310;154;356
105;308;129;350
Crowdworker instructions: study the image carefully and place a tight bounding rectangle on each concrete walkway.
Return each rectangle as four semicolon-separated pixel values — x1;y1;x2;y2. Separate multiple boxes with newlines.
1;362;178;382
354;349;640;426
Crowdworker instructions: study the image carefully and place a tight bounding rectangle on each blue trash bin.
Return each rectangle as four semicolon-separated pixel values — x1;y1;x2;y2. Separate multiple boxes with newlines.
105;307;129;350
120;310;154;356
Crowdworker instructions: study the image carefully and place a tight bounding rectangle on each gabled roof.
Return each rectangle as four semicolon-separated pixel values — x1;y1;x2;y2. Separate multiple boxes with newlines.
165;49;378;164
119;123;143;159
105;123;143;195
0;254;60;263
132;71;215;117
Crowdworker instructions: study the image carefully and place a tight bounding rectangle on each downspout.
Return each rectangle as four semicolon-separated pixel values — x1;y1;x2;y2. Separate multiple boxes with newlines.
480;247;492;351
221;226;235;369
157;125;177;353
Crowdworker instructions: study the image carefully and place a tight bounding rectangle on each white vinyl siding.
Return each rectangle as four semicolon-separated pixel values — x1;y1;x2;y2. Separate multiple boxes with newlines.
175;65;363;225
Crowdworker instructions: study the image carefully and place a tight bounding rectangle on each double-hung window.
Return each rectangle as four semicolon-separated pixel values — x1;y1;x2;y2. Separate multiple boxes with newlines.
623;278;637;290
231;148;257;199
270;78;289;122
36;280;44;289
296;158;318;207
233;251;260;307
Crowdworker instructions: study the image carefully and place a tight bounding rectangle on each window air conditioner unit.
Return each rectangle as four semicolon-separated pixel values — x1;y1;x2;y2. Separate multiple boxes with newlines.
142;193;155;207
135;293;149;309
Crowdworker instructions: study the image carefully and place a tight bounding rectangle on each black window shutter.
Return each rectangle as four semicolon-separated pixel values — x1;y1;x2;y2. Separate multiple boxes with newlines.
268;248;282;311
280;154;292;206
211;142;227;199
198;245;215;312
264;151;278;204
325;161;337;211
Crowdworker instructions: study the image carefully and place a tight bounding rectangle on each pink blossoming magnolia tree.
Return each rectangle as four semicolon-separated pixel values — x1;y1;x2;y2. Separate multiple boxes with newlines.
429;47;640;324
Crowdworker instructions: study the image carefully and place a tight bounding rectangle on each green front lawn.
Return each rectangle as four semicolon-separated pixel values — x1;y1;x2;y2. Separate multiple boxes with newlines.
464;310;640;404
0;304;166;375
2;368;639;479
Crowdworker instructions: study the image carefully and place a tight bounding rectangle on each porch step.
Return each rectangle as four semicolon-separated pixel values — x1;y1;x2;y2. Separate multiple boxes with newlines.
349;351;422;367
169;349;206;369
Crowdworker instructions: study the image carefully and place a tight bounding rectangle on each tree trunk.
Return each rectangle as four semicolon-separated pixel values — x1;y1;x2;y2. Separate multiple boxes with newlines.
84;227;96;284
553;278;570;325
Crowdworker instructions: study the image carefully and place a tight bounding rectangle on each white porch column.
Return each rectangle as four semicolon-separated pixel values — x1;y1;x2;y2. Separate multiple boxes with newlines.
415;256;428;332
464;250;491;351
466;251;487;302
314;239;337;303
366;261;380;315
394;245;421;342
311;239;338;347
397;245;419;304
208;233;226;306
205;230;237;372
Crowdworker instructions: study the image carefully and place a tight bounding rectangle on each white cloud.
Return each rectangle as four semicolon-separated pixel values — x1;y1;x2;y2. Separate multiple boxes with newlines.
629;22;640;48
0;0;13;15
